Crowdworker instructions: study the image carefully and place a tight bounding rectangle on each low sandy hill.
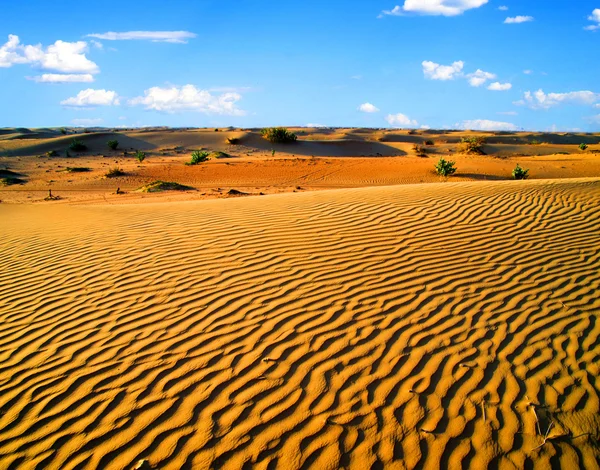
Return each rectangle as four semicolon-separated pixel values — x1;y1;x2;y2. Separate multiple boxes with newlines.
1;179;599;469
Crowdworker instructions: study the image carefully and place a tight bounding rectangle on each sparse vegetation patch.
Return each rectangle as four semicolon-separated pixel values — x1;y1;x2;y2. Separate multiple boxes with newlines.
105;167;125;178
261;128;297;144
65;167;91;173
107;140;119;150
435;157;457;177
187;150;210;165
0;176;25;185
135;150;146;163
69;139;87;152
579;143;588;151
137;181;194;193
459;137;486;155
512;164;529;180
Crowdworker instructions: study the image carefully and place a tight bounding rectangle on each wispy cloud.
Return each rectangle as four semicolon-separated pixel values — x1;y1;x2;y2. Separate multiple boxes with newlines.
28;73;94;83
380;0;488;17
498;6;508;11
86;31;197;44
585;9;600;30
358;102;380;113
422;60;464;80
459;119;518;131
0;35;99;74
487;82;512;91
129;84;245;115
504;16;534;24
514;89;600;109
61;89;120;107
386;113;418;127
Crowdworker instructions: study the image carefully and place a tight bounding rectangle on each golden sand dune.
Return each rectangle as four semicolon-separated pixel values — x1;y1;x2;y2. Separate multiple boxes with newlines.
1;179;600;469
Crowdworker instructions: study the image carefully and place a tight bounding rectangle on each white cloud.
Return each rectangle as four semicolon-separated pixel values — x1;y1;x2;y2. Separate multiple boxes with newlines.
504;16;534;24
61;89;120;107
129;85;245;115
497;111;518;116
90;40;103;49
358;102;380;113
28;73;94;83
585;9;600;30
71;118;103;127
466;69;496;87
515;89;600;109
0;35;99;74
386;113;419;127
523;69;533;75
351;75;362;80
306;123;327;128
498;6;508;11
487;81;512;91
86;31;196;44
459;119;518;131
422;60;464;80
381;0;488;17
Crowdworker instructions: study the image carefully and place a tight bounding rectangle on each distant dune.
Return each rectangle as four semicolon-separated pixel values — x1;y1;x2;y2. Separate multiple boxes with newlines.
1;179;599;468
0;127;599;204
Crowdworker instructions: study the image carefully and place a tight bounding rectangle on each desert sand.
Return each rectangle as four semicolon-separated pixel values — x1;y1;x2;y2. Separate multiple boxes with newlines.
1;172;600;468
1;127;600;204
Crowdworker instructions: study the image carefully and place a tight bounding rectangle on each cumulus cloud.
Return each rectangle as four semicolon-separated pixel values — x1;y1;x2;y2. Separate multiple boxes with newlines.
422;60;464;80
28;73;94;83
466;69;496;87
487;82;512;91
386;113;419;127
498;6;508;11
504;16;534;24
129;85;245;115
71;118;103;127
381;0;488;17
61;89;120;107
514;89;600;109
0;35;99;75
358;102;380;113
585;9;600;30
86;31;196;44
459;119;518;131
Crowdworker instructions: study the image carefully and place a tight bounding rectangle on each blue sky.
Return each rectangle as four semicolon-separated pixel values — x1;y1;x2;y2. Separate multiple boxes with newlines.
1;0;599;131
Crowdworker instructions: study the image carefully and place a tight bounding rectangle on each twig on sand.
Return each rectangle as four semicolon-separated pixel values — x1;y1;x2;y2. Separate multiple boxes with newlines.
531;421;554;451
481;400;486;423
525;396;541;436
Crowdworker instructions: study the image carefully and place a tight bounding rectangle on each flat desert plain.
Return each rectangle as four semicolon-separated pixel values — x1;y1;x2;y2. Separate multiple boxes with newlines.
1;127;600;469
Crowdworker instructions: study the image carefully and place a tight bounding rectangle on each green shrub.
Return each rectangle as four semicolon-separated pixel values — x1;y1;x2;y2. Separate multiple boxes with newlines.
187;150;209;165
459;137;485;154
512;164;529;180
135;150;146;163
261;127;297;144
69;139;87;152
413;144;426;156
105;167;125;178
435;157;457;177
107;139;119;150
579;143;588;151
60;128;67;135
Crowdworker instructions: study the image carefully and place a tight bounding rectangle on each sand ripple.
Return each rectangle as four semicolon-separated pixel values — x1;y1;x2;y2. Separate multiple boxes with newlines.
1;179;599;469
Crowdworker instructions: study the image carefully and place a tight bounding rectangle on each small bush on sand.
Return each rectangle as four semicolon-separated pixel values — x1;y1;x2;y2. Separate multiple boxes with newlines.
135;150;146;163
209;151;230;159
435;157;457;177
137;181;194;193
69;139;87;152
46;150;59;157
227;137;240;145
65;167;91;173
105;167;125;178
261;127;297;144
459;136;486;155
0;176;25;185
413;144;426;157
512;164;529;180
107;140;119;150
60;128;67;135
425;140;435;146
579;143;588;151
187;150;209;165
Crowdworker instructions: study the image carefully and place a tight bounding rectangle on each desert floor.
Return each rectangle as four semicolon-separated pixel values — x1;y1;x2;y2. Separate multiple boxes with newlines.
1;128;600;469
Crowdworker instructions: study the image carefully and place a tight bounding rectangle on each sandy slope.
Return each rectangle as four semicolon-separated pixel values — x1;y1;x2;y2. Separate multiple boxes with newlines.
1;179;600;469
